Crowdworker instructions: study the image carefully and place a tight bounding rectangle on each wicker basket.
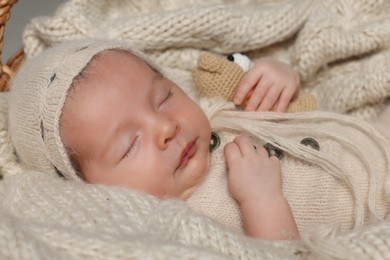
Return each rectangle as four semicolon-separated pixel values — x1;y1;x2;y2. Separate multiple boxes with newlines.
0;0;24;91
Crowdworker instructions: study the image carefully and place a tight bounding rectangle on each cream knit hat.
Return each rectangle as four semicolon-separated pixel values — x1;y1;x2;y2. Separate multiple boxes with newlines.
8;39;149;181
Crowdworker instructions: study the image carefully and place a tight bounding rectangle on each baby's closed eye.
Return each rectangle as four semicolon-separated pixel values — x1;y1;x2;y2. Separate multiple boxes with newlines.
122;135;139;160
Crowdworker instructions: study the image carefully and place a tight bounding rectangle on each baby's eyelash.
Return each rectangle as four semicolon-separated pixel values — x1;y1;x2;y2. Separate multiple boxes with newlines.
122;136;138;159
164;88;173;102
158;88;173;107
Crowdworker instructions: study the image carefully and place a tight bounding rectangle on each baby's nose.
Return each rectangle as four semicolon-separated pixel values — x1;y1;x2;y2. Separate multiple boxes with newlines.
156;117;178;149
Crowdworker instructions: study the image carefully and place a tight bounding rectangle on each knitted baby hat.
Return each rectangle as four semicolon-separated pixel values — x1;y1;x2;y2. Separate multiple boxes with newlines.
8;39;149;181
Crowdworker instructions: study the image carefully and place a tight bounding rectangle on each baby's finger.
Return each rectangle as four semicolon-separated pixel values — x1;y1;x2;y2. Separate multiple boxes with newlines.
257;85;281;111
224;142;242;167
255;145;273;160
234;71;263;105
274;88;295;112
245;81;271;111
233;135;258;155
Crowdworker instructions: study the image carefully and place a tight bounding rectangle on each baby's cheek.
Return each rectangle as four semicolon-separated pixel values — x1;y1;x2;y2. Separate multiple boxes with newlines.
177;155;209;199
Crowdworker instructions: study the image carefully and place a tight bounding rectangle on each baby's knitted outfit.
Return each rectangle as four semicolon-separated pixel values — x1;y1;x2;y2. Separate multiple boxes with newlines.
186;99;390;233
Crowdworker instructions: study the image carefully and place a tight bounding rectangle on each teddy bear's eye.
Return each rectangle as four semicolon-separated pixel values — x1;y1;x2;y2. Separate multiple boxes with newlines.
227;53;251;72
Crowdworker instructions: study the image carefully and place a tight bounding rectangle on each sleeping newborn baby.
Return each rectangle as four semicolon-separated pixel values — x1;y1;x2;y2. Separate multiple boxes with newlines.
8;39;390;241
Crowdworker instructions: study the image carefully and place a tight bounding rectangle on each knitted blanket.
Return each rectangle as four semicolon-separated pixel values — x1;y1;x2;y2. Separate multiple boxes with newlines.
22;0;390;119
1;0;390;258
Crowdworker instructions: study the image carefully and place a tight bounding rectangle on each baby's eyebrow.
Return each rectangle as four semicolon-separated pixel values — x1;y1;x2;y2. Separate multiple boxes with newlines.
143;59;163;78
150;65;162;76
72;52;103;86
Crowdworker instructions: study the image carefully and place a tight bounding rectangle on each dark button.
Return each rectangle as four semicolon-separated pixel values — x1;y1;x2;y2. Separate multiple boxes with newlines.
263;143;284;160
210;132;221;152
300;137;320;151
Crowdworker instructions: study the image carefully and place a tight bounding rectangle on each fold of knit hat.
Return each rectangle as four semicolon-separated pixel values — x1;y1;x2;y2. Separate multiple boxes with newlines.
8;39;148;181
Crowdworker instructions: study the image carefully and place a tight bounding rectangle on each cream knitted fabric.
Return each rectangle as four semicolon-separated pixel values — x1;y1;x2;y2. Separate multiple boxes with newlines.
0;170;300;259
22;0;390;118
187;98;390;234
8;39;153;181
0;93;22;178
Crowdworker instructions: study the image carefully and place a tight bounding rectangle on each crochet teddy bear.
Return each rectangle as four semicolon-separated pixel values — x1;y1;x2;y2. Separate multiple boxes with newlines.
192;52;316;113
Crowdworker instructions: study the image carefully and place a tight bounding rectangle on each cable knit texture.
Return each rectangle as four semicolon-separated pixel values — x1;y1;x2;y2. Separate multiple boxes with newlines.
1;0;390;258
22;0;390;119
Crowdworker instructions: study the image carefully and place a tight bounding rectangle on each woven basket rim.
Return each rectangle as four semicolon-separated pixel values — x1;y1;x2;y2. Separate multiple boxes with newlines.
0;0;24;91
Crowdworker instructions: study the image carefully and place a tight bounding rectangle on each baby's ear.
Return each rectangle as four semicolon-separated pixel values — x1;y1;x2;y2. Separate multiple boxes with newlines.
192;52;246;101
286;93;317;113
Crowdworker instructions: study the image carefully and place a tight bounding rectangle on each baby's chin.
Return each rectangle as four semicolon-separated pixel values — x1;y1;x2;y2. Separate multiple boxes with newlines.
178;186;199;201
161;149;210;201
181;161;210;200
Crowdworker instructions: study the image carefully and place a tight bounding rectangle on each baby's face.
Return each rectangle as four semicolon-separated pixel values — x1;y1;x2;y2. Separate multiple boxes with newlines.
61;50;211;200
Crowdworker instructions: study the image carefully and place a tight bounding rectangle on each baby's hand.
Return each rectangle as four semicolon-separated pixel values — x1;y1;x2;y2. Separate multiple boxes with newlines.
233;59;300;112
224;135;283;205
224;136;299;239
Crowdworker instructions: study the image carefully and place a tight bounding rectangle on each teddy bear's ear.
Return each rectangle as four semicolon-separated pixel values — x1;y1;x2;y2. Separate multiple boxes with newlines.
196;53;223;73
192;52;245;101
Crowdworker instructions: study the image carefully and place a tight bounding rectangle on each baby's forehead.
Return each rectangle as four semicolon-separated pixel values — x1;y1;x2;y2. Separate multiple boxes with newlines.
79;49;162;80
69;49;164;96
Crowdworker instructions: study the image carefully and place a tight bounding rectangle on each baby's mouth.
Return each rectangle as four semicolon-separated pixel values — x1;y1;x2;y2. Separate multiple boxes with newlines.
177;140;197;169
